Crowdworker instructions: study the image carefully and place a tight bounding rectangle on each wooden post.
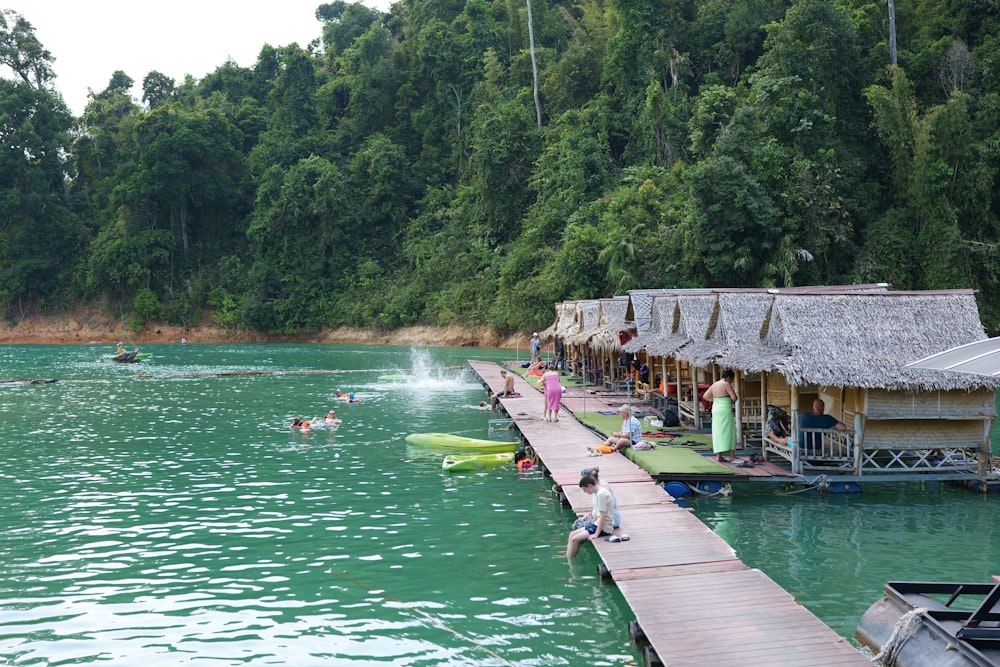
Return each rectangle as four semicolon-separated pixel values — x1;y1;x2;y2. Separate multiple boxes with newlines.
854;412;864;476
673;359;682;412
790;384;800;474
977;407;993;478
760;373;768;440
693;364;702;430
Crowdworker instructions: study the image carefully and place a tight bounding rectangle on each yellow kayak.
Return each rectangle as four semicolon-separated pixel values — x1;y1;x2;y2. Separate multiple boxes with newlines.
405;433;518;452
442;452;515;472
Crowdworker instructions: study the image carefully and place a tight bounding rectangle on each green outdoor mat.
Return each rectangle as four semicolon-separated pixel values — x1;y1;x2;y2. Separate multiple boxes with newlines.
625;445;737;476
574;411;709;447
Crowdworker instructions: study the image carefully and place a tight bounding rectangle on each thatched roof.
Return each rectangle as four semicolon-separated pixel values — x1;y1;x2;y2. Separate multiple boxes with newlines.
762;290;997;390
638;284;890;369
642;295;690;356
566;301;602;345
624;289;670;334
623;294;669;353
672;293;721;365
539;301;580;342
590;297;631;352
769;283;890;294
711;292;776;370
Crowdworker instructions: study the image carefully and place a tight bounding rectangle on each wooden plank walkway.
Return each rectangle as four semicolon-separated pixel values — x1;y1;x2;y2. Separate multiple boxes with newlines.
469;361;869;666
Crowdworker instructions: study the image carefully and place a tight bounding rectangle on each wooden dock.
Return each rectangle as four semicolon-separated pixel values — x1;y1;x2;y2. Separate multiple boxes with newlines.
469;361;869;666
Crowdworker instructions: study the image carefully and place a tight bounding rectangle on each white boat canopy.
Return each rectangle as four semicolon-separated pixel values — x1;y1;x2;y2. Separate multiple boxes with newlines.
906;337;1000;377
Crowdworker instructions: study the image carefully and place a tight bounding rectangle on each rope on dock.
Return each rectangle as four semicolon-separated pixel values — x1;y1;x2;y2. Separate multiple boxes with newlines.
871;606;927;666
776;474;829;496
689;483;732;498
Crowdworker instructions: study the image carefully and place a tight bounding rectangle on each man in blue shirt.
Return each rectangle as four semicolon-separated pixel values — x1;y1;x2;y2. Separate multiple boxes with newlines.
592;404;642;453
530;332;540;364
799;399;846;453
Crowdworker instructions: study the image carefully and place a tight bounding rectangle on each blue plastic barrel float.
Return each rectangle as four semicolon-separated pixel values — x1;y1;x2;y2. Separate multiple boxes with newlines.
663;481;692;498
695;480;724;495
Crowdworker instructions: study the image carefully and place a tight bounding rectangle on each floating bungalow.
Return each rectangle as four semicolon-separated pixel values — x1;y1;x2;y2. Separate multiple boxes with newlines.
541;286;999;487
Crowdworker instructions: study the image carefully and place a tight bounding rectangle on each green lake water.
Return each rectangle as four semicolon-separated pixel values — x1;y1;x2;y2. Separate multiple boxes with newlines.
1;344;998;665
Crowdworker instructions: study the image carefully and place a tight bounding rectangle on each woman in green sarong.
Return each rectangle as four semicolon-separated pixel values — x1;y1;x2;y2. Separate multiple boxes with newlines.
704;369;738;463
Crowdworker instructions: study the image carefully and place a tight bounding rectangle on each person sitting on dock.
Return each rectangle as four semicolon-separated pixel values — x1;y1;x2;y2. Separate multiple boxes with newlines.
525;359;547;377
566;474;615;557
490;369;517;408
591;404;642;453
581;466;620;528
799;399;846;453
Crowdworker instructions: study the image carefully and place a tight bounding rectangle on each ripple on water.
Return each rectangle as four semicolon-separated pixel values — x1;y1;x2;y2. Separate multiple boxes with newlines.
1;345;640;666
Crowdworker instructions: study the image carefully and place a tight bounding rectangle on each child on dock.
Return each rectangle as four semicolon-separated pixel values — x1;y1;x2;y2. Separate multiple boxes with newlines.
566;474;615;557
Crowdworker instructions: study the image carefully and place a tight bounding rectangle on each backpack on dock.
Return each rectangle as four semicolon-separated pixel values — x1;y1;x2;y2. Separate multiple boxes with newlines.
659;407;680;427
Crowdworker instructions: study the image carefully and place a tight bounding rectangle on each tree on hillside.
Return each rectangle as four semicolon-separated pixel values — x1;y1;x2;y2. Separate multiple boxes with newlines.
0;10;55;89
0;14;85;316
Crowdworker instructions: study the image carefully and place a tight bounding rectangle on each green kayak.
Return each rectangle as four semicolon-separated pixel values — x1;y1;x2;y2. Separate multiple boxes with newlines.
442;452;515;471
405;433;518;453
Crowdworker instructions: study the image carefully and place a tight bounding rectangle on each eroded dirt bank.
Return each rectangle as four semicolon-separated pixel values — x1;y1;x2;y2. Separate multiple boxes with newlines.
0;311;523;349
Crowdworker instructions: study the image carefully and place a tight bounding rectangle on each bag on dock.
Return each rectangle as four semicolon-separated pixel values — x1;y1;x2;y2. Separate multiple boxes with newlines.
659;407;680;427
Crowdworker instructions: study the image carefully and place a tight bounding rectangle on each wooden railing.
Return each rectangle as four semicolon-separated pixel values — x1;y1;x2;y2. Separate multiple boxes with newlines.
763;429;856;474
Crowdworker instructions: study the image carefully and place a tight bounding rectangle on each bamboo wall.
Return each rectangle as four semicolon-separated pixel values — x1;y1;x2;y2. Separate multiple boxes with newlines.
862;419;985;450
865;388;996;420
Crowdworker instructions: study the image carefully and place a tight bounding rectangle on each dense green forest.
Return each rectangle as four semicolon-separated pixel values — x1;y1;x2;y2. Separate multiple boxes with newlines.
2;0;1000;334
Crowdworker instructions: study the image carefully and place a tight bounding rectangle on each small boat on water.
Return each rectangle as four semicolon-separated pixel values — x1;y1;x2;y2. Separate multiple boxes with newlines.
442;452;515;471
405;433;518;452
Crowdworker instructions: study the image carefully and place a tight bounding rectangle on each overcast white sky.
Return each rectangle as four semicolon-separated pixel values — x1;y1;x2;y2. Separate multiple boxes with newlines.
4;0;390;116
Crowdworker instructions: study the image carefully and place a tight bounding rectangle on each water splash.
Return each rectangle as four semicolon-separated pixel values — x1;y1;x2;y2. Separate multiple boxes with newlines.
377;348;476;394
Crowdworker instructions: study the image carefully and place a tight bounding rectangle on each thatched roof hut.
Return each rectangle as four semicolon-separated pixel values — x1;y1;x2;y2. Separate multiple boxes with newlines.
566;301;602;345
711;291;776;370
672;293;721;365
623;291;667;353
539;301;580;343
761;290;997;391
589;297;631;353
641;295;689;357
624;289;669;335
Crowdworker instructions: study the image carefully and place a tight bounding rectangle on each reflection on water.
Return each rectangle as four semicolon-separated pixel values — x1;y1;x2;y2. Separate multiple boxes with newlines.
0;345;638;666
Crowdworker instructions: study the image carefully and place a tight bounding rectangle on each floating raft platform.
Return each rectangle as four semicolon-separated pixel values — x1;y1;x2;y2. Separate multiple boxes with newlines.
468;360;870;666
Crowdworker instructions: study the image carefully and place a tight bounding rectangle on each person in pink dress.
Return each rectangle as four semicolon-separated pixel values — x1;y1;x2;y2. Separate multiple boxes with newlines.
539;368;562;422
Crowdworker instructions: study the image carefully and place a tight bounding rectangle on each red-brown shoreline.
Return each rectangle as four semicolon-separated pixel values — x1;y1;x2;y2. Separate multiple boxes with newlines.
0;311;521;349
